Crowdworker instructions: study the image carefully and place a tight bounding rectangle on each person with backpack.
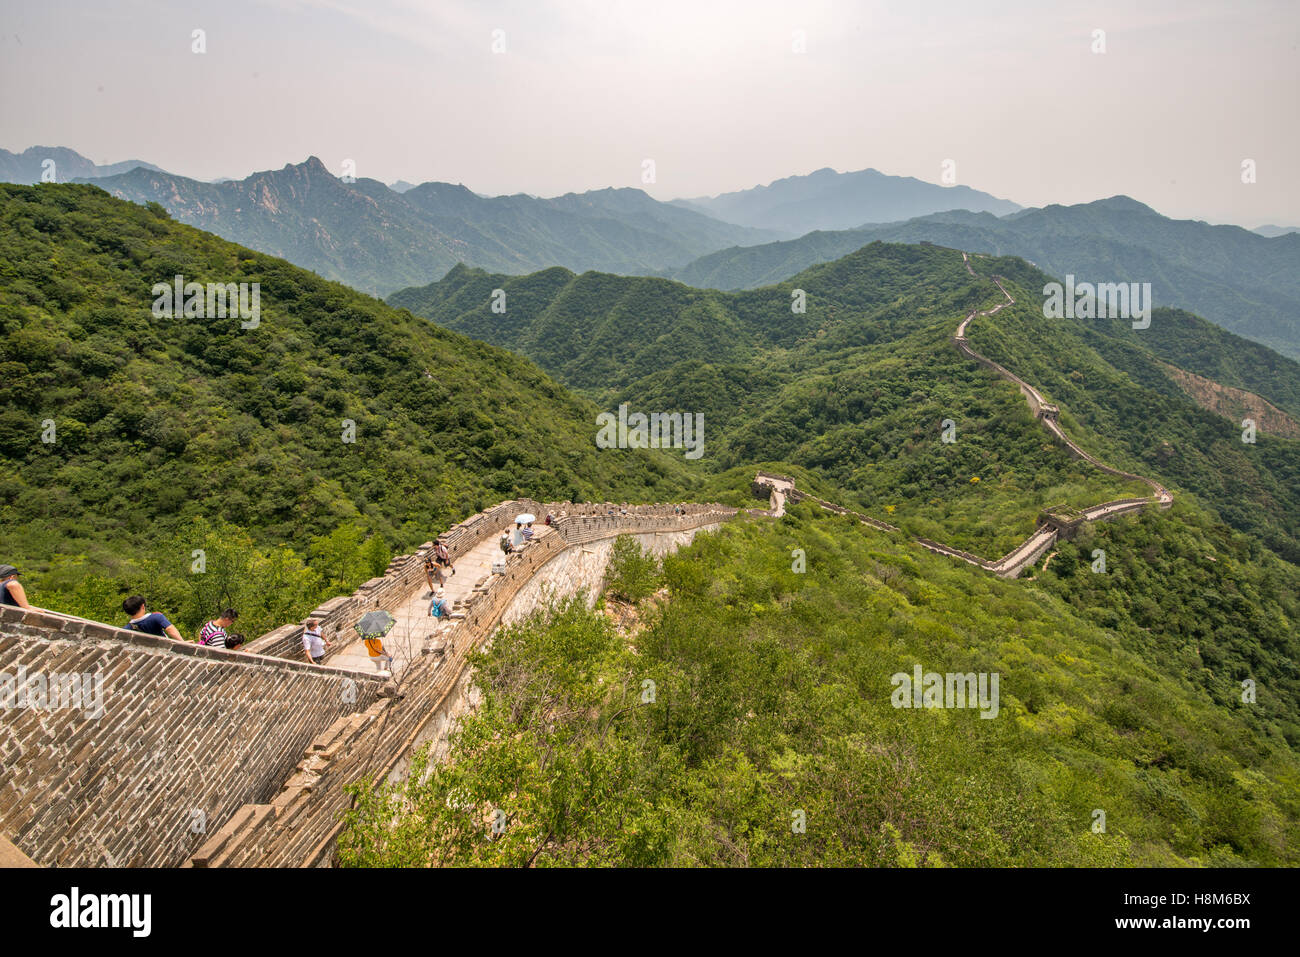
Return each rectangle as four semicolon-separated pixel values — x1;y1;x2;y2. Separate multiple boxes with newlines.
122;595;183;640
0;565;32;609
499;531;513;555
198;608;239;649
434;539;455;580
428;587;452;620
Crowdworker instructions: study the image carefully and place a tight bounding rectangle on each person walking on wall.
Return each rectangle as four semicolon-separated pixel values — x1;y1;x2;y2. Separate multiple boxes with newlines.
364;634;392;674
434;538;455;579
302;617;331;664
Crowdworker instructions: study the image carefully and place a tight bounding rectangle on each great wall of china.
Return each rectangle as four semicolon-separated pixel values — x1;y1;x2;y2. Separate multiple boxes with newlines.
0;249;1177;867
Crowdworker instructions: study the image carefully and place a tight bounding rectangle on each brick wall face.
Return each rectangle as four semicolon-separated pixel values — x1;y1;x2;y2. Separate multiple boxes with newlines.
0;605;386;867
0;501;739;869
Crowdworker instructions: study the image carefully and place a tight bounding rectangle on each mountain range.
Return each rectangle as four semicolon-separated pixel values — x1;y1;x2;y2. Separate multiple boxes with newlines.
5;183;1300;867
6;147;1296;362
0;146;163;183
673;166;1021;234
664;197;1300;359
76;157;778;296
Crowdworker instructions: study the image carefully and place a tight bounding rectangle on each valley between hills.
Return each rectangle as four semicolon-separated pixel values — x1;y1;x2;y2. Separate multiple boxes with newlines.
3;180;1299;868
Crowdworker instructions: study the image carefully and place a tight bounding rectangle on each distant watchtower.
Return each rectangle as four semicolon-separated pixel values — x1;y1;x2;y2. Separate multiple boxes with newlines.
1039;503;1085;538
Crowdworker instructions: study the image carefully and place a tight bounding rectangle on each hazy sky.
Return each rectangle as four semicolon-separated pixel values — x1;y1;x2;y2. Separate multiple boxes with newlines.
2;0;1297;226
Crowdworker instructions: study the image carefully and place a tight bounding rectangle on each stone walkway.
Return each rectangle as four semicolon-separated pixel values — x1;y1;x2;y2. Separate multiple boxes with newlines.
329;526;557;676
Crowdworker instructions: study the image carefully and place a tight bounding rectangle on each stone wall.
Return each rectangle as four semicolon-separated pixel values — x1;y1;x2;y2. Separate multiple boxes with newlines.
185;502;739;867
245;498;545;661
0;604;387;867
500;525;720;626
1;499;740;869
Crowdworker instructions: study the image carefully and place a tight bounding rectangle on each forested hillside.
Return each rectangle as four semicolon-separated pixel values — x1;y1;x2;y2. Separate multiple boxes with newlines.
341;505;1300;867
963;256;1300;564
391;242;1300;562
0;184;702;635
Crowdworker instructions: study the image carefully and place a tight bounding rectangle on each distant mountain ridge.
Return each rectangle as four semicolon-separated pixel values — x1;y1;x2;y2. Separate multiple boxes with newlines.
0;145;163;183
80;156;779;296
665;196;1300;359
672;166;1021;234
1254;224;1300;238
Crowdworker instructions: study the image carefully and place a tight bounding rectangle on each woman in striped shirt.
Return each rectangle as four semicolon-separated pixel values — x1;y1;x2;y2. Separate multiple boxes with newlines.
199;609;240;648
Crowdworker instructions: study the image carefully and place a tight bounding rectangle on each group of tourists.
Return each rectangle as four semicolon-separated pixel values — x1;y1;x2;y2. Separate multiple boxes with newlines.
499;519;534;554
122;595;246;650
4;518;562;675
498;512;561;556
3;556;345;670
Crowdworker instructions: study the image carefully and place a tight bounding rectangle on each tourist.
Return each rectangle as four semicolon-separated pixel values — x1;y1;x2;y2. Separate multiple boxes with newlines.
429;588;451;619
302;618;331;664
434;538;455;579
544;513;554;527
225;634;246;652
521;522;534;542
364;634;392;673
122;595;183;640
423;553;443;591
511;522;525;548
499;531;513;554
198;608;240;648
0;565;32;609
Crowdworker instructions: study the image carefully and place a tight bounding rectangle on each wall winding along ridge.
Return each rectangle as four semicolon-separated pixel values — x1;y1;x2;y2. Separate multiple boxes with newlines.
183;502;737;867
758;252;1173;579
0;248;1179;867
916;252;1173;577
